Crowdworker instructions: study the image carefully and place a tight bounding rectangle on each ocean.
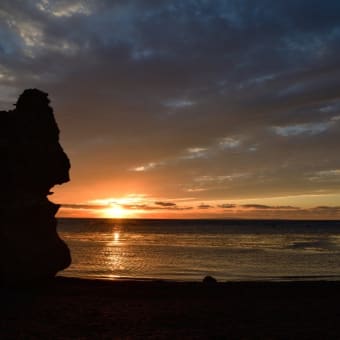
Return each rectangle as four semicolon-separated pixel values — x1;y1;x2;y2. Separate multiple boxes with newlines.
58;218;340;282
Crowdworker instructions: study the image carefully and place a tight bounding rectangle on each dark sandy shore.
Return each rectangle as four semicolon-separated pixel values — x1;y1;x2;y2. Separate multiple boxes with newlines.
2;277;340;339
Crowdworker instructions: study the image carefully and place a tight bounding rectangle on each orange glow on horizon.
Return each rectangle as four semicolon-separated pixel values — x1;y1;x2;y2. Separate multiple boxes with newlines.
102;205;132;219
55;192;340;220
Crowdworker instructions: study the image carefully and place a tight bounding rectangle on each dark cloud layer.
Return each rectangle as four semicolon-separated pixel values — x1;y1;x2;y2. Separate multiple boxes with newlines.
62;203;107;210
121;203;193;211
155;201;177;207
61;201;340;220
1;1;340;217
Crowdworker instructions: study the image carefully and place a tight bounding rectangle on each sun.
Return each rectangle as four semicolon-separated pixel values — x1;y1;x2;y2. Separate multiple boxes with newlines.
103;205;129;219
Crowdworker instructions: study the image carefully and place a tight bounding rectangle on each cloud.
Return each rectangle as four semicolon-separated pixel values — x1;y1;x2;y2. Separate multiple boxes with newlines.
37;1;92;18
240;204;300;210
181;147;209;160
309;169;340;182
273;122;333;136
121;204;148;210
129;162;161;172
194;173;250;183
163;98;195;109
121;203;192;211
218;204;236;209
218;137;241;149
58;200;340;219
310;206;340;212
197;204;213;209
61;203;107;210
241;204;272;209
155;201;177;207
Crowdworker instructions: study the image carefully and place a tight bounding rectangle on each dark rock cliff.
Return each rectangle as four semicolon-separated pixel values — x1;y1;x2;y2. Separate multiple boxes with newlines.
0;89;71;284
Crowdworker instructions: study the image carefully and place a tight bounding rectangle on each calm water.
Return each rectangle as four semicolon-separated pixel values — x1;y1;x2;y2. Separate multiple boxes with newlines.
58;218;340;282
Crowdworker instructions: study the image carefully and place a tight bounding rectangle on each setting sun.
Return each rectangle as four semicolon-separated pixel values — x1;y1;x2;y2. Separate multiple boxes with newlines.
103;205;129;219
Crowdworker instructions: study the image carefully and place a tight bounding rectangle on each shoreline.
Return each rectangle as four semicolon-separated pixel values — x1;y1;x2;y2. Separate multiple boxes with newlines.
59;273;340;283
2;276;340;338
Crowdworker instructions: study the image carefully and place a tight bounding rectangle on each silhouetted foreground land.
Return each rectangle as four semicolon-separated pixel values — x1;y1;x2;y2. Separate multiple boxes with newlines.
0;89;71;283
2;278;340;339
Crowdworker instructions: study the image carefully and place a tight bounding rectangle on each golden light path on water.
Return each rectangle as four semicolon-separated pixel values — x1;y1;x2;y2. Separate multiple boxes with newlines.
113;231;120;242
104;228;124;279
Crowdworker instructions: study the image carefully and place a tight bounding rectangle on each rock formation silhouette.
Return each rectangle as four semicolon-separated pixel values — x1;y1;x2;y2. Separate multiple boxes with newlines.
0;89;71;284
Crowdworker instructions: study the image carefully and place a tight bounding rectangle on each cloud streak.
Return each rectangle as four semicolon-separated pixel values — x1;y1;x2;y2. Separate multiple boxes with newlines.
60;200;340;219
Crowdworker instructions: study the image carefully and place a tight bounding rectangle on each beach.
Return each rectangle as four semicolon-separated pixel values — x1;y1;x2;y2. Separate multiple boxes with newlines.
2;277;340;339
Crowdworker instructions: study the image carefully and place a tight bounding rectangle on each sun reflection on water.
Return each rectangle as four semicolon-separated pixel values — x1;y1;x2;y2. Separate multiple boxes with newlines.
113;231;120;243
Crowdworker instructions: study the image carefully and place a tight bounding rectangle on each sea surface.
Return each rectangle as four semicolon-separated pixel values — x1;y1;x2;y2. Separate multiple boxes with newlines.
58;218;340;282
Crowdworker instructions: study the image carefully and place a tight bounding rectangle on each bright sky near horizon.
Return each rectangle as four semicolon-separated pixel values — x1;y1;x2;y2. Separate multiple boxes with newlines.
1;1;340;219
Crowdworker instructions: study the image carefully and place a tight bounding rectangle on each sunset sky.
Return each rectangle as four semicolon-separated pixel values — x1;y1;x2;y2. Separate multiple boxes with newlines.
1;0;340;219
